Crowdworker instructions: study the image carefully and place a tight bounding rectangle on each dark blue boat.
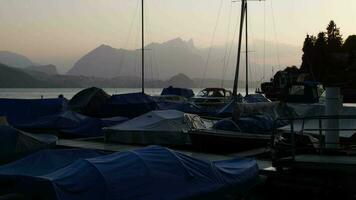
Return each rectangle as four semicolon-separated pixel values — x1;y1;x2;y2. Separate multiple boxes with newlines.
161;86;195;98
100;92;158;118
15;111;128;137
0;146;259;200
0;97;67;126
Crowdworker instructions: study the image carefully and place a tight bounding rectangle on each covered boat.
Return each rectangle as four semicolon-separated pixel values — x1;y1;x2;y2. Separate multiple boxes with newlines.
161;86;194;98
100;92;158;118
68;87;111;117
0;146;259;200
0;97;67;126
0;126;57;163
190;102;294;153
15;111;128;138
105;110;207;146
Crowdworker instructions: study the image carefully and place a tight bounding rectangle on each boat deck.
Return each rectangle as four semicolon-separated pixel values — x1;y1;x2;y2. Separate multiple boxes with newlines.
57;139;274;171
278;154;356;172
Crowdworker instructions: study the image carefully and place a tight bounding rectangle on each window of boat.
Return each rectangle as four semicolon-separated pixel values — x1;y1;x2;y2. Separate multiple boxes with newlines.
289;85;305;95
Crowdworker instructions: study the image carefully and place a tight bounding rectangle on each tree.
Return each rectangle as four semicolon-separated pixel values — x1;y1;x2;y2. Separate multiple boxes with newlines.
301;34;315;73
343;35;356;52
326;20;343;52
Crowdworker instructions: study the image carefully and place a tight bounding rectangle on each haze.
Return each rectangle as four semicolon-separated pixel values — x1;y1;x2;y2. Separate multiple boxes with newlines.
0;0;355;75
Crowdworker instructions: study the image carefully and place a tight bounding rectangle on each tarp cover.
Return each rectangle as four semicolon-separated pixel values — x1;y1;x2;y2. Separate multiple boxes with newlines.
15;111;127;137
161;86;195;98
243;94;271;103
68;87;111;117
105;110;198;145
0;146;259;200
0;98;67;125
0;126;57;162
100;93;158;118
157;101;202;114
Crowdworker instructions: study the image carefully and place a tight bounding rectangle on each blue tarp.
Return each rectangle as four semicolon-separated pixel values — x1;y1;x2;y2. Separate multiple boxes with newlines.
157;101;202;114
0;146;259;200
0;98;67;125
100;93;158;118
244;94;270;103
0;126;57;162
213;115;275;134
161;86;195;98
16;111;128;137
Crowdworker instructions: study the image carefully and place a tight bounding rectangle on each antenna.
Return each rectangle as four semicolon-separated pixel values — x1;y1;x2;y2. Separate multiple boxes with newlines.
141;0;145;94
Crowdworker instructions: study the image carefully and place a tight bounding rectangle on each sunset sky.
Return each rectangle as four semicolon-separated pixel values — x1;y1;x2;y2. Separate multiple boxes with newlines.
1;0;355;73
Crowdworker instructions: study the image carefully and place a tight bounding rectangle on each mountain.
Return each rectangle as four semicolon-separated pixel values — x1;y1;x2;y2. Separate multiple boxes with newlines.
165;73;195;88
25;64;58;75
67;38;205;79
0;63;50;87
0;51;34;68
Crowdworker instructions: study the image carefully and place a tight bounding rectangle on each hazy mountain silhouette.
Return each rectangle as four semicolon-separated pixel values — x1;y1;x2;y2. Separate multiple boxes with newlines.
67;38;300;82
0;51;34;68
0;63;51;87
25;64;58;75
67;38;205;79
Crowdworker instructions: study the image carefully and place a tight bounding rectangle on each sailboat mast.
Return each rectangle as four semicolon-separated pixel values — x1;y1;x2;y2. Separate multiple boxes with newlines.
232;0;246;99
141;0;145;94
245;2;248;96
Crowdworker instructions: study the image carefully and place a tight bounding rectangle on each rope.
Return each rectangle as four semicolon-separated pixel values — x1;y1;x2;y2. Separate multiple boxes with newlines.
221;1;234;88
117;0;140;77
200;0;224;88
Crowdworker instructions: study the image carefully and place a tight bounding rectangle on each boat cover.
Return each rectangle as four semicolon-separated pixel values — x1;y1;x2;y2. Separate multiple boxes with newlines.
105;110;205;145
157;101;202;114
244;94;271;103
100;93;158;118
0;126;57;162
161;86;195;98
15;111;128;137
68;87;111;117
0;98;67;126
0;146;259;200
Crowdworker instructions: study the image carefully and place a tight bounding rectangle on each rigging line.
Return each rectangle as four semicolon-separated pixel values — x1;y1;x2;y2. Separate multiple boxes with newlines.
118;0;140;76
200;0;224;88
263;0;266;81
270;0;281;69
221;1;234;88
225;7;241;88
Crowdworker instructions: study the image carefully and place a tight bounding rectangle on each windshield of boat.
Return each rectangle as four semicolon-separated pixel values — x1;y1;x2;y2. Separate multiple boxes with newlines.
197;89;226;98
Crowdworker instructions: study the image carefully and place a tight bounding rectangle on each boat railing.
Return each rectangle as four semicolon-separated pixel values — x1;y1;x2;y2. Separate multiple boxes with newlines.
271;115;356;163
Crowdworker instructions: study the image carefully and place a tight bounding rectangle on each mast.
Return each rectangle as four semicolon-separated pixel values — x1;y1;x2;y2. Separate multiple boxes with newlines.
245;2;248;96
141;0;145;94
232;0;246;99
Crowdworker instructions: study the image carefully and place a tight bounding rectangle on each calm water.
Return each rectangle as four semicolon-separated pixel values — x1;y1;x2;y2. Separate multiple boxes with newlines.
0;88;255;99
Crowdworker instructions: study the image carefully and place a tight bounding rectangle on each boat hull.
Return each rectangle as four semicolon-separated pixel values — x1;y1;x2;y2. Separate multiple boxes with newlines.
189;130;271;153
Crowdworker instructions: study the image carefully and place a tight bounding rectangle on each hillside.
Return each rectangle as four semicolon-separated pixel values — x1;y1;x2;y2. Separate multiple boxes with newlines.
0;51;34;68
0;63;51;88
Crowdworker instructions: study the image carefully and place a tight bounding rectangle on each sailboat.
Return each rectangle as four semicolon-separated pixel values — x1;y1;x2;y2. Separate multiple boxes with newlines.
188;0;281;153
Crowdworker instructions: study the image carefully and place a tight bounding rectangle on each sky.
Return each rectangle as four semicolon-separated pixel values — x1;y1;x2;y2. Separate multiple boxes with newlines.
0;0;356;74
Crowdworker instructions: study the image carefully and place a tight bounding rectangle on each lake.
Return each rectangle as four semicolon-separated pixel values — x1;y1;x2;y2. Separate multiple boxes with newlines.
0;88;255;99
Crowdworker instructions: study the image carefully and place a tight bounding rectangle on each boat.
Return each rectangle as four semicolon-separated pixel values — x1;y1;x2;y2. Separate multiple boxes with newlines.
0;146;259;200
188;0;279;152
190;87;232;108
104;110;209;146
0;97;67;127
0;125;57;163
